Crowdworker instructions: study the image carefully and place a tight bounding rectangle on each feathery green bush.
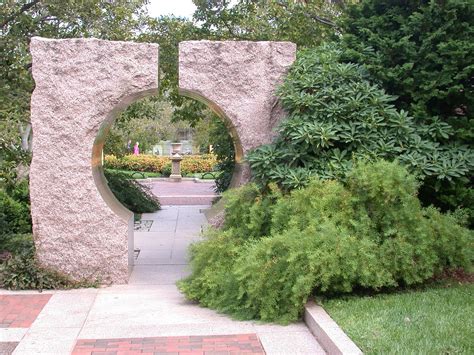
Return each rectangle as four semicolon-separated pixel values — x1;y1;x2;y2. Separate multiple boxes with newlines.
179;160;473;323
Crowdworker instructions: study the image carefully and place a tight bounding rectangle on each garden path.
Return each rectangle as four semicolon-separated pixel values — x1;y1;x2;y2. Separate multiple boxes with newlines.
0;205;325;354
144;180;218;205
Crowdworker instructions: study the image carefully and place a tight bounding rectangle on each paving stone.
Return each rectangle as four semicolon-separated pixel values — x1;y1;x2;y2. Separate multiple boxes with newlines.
13;326;81;354
0;295;51;328
149;181;217;206
0;341;18;354
30;292;96;329
72;334;264;354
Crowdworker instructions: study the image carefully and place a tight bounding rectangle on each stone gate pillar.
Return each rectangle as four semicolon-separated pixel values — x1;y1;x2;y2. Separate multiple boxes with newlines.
179;40;296;186
30;38;159;283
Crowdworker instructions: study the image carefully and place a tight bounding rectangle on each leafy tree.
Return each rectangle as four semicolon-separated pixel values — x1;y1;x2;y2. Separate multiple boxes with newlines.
192;0;340;47
137;15;206;125
1;0;149;151
104;97;191;156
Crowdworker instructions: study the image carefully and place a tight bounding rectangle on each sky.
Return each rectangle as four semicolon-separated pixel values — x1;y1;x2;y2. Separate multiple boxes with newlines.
147;0;197;19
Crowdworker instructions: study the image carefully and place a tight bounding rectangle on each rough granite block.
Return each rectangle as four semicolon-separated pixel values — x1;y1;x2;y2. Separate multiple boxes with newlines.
30;37;159;283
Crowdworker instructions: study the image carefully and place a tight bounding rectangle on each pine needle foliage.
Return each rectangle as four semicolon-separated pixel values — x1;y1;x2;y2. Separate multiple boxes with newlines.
178;160;473;323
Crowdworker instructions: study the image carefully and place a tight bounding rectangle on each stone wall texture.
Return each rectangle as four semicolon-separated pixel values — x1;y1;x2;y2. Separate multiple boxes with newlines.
30;38;159;283
179;40;296;186
30;38;295;284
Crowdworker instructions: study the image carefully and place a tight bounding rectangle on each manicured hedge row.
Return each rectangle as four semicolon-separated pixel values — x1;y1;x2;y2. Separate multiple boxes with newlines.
104;154;217;175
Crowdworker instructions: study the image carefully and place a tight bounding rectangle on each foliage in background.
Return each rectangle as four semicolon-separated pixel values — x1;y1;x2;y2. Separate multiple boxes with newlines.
1;0;148;151
0;185;30;239
208;118;235;193
179;160;473;323
103;169;160;214
104;97;192;157
104;154;217;176
193;0;340;47
247;44;473;223
0;144;31;252
340;0;474;222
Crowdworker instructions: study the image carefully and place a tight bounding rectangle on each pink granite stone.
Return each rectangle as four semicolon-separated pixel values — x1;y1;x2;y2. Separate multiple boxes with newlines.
29;38;295;284
29;37;159;283
179;40;296;186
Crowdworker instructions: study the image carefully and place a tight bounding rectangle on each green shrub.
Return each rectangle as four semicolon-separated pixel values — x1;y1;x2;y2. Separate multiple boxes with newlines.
0;237;97;290
161;163;172;177
0;187;31;238
179;160;473;323
339;0;474;221
341;0;474;144
0;233;33;254
208;118;235;193
104;169;160;214
247;43;473;223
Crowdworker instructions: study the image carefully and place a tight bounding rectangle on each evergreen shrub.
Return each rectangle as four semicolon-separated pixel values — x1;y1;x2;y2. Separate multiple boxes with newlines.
104;170;160;213
247;43;473;223
0;236;97;290
0;180;31;241
340;0;474;227
179;160;473;323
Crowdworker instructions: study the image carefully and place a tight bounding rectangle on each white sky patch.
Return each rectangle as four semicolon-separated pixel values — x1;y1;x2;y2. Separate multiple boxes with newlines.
147;0;197;19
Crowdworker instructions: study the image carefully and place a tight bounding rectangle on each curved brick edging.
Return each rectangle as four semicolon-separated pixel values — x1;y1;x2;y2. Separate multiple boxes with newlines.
304;301;363;355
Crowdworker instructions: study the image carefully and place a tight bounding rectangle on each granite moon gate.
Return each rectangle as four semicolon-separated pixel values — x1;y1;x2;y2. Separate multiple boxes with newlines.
29;38;296;283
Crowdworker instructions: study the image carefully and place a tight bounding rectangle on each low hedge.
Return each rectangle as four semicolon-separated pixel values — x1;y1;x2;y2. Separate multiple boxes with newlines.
104;154;217;175
104;170;160;213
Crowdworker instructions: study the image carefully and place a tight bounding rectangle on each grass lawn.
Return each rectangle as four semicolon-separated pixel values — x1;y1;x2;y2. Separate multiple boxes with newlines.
321;282;474;354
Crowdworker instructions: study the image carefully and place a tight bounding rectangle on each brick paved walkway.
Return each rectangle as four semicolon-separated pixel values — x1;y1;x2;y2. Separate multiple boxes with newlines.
0;294;51;328
73;334;264;354
145;180;218;205
0;342;19;354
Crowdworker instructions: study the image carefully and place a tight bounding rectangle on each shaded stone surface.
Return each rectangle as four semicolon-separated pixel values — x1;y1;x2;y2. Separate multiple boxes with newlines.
179;40;296;186
29;37;159;283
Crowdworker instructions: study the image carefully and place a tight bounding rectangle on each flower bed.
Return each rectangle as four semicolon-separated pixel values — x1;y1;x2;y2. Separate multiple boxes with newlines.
104;154;217;175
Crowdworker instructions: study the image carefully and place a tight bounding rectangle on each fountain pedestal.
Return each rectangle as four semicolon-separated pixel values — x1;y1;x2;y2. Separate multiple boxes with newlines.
170;154;183;182
169;143;183;182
